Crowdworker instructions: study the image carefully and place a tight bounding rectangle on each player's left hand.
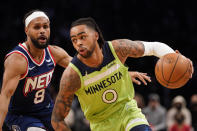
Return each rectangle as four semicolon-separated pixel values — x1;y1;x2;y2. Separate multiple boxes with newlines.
129;71;151;85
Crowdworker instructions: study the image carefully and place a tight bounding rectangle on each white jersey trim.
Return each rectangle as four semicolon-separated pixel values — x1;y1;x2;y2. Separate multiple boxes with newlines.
84;63;120;86
125;118;147;131
19;43;45;66
47;46;56;66
27;127;46;131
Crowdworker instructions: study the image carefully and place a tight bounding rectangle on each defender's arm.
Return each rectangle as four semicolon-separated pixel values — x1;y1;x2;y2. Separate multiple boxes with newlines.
49;45;72;68
0;54;27;129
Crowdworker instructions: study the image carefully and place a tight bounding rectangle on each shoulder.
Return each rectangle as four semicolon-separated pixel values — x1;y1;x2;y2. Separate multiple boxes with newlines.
48;45;72;67
142;107;150;113
5;53;27;66
60;65;81;92
111;40;120;50
63;65;80;80
4;53;27;75
48;45;66;54
158;105;167;113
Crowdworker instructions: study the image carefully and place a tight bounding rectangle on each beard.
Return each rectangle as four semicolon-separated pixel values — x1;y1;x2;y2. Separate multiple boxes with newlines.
79;49;93;58
78;42;96;58
31;37;49;49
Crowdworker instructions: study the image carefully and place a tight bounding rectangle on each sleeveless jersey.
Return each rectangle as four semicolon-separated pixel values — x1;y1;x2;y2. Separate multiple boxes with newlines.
69;41;136;123
5;43;56;114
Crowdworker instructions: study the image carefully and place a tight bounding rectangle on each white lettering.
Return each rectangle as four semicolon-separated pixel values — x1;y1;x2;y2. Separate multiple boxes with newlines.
37;74;47;89
24;70;54;95
24;77;38;94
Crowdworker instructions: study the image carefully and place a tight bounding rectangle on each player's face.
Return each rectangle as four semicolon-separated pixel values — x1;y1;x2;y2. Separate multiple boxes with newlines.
26;17;50;49
70;25;98;58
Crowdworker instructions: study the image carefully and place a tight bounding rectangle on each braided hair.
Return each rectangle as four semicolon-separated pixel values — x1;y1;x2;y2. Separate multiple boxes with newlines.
70;17;105;48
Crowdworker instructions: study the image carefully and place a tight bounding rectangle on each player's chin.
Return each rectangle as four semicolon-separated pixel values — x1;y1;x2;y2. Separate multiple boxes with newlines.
38;42;48;49
79;53;90;58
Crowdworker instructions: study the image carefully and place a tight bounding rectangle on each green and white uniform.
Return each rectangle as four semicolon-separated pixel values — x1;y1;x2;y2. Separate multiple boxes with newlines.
69;41;149;131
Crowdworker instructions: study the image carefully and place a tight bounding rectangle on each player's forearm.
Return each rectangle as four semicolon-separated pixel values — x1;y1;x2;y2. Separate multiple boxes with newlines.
142;41;175;58
51;93;73;131
51;121;71;131
0;94;9;128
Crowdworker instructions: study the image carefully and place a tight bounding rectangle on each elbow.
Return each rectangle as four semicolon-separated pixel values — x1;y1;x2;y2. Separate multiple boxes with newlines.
51;115;57;130
51;120;55;130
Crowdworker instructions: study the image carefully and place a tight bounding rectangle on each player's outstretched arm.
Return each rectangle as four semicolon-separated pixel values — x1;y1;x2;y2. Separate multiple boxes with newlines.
111;39;175;63
49;45;72;68
112;39;194;78
51;66;81;131
111;39;145;63
0;54;27;130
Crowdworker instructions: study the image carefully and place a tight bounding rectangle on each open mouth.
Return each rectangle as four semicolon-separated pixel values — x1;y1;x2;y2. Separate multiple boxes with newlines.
38;36;47;43
78;48;86;55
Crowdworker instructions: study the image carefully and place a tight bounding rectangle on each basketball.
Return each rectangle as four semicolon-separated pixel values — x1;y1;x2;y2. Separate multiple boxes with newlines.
155;53;191;89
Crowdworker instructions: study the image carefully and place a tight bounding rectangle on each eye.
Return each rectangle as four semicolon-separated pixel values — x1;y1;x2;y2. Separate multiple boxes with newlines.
43;25;49;29
81;35;86;40
34;25;40;30
71;38;77;43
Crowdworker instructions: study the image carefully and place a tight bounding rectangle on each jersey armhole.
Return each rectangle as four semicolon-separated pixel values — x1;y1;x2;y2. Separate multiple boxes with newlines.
69;63;84;94
47;46;56;66
108;41;124;66
5;51;29;80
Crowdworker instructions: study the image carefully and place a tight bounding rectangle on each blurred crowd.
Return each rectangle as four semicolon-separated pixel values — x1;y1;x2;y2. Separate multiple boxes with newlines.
135;93;197;131
50;92;197;131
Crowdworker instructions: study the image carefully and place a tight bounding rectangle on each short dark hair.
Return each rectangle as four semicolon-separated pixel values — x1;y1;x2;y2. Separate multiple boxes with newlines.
148;93;160;102
23;9;48;26
70;17;105;48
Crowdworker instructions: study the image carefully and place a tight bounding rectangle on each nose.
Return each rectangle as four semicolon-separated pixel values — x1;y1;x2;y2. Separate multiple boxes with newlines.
76;39;83;46
40;27;46;34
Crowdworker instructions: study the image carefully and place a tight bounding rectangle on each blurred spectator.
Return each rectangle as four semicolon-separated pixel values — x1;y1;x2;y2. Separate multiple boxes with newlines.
166;96;192;130
169;112;191;131
190;94;197;131
74;108;90;131
71;97;90;131
134;92;145;109
143;93;167;131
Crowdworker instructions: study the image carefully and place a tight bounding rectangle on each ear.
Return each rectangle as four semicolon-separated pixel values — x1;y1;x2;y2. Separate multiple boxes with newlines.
25;27;28;36
95;31;99;40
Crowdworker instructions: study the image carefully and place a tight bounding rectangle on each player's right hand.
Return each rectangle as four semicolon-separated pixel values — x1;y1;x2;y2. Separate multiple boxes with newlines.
129;71;151;85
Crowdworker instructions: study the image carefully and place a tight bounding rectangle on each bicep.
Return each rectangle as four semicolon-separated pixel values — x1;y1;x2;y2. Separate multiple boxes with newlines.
1;54;27;98
58;55;72;68
112;39;145;63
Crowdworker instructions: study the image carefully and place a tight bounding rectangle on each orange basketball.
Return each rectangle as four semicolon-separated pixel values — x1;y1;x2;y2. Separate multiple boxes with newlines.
155;53;191;89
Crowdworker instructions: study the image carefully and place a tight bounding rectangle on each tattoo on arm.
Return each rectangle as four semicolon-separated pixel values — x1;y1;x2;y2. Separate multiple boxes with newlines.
52;68;80;130
113;39;144;62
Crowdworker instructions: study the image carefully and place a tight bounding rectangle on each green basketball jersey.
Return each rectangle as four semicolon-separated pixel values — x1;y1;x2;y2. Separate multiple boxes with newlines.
69;41;148;131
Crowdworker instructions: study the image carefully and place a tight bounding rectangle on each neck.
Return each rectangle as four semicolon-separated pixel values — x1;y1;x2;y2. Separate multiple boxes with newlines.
79;44;103;68
25;41;44;60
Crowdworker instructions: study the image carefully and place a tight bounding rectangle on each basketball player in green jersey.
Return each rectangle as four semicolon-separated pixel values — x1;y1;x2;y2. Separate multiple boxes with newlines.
51;17;193;131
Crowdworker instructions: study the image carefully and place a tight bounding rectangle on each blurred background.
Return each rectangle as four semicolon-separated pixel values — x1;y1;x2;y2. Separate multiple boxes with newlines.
0;0;197;130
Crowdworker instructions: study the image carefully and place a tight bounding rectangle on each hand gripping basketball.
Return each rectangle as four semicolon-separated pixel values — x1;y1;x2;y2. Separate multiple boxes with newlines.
155;52;193;89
